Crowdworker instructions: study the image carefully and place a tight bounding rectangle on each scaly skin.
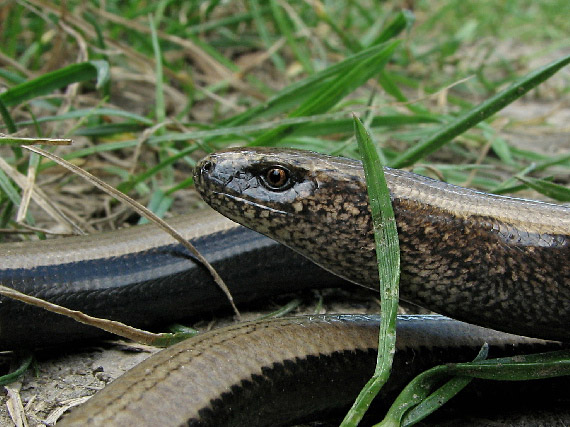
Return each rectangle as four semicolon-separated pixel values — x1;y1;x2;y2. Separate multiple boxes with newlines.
59;315;561;426
194;147;570;341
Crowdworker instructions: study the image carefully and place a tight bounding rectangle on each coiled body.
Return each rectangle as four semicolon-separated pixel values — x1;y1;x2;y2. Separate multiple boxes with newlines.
59;314;564;426
0;210;348;348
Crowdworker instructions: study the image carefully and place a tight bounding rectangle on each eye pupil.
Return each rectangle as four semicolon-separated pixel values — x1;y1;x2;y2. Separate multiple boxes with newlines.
264;167;289;189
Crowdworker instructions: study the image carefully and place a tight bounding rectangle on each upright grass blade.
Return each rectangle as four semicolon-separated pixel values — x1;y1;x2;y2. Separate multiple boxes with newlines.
391;54;570;168
83;12;112;98
249;0;285;72
269;0;313;74
0;99;17;133
341;116;400;426
0;61;110;107
315;6;362;52
149;15;166;127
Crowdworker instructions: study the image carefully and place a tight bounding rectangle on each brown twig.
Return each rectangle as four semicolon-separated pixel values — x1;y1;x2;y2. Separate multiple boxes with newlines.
0;285;162;345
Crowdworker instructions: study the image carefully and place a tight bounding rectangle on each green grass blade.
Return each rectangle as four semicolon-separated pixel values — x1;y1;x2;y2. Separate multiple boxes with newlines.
148;110;438;146
400;376;472;426
0;61;110;107
83;12;111;98
377;70;428;115
0;168;22;207
315;7;362;52
293;114;441;137
369;9;415;46
186;8;260;35
398;345;489;426
492;152;570;194
220;43;400;127
138;190;173;224
0;98;17;133
249;41;399;147
391;54;570;168
117;145;199;194
516;176;570;202
376;365;450;426
73;123;147;137
150;15;166;127
9;108;154;128
0;68;27;85
378;348;570;426
341;116;400;426
447;350;570;381
0;353;33;386
248;0;285;71
269;0;313;74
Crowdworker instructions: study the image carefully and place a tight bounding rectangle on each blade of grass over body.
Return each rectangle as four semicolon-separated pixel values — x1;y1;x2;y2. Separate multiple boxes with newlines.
341;116;400;426
446;350;570;380
392;54;570;168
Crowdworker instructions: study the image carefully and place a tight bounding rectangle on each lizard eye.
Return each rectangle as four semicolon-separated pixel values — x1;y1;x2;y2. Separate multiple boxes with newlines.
261;166;292;190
